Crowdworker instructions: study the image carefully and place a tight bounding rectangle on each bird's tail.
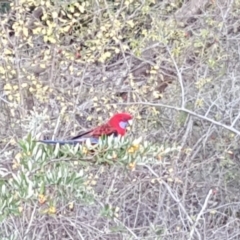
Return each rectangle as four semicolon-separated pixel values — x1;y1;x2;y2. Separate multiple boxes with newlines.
37;137;99;145
37;140;81;145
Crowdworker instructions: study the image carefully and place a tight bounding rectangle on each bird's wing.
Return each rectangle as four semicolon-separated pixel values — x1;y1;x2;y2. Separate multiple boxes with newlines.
71;123;118;140
39;123;118;145
71;130;93;140
89;123;118;138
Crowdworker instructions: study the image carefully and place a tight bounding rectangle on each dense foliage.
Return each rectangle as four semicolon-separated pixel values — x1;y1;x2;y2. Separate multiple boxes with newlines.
1;0;240;239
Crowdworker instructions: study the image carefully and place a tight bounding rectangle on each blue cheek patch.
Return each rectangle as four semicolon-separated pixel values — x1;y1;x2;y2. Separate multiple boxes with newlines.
119;121;128;129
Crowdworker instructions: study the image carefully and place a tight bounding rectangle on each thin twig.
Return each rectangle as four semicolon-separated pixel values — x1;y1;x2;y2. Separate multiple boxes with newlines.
117;101;240;136
188;189;213;240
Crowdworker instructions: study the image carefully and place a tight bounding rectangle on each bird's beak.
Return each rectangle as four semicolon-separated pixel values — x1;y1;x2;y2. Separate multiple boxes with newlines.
128;119;133;126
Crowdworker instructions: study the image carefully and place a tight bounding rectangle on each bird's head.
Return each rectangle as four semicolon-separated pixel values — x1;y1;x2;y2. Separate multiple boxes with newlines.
108;112;133;136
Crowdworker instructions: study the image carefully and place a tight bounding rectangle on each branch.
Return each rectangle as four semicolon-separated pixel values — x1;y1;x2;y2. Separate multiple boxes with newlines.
118;101;240;135
142;164;202;239
188;189;213;240
165;45;185;108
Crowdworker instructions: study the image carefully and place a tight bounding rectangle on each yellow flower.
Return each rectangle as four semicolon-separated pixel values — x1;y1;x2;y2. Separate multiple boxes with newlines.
48;206;56;214
112;151;117;159
129;162;136;171
68;202;74;210
82;146;88;154
18;206;23;213
38;194;47;204
127;137;142;154
127;144;140;154
13;153;22;169
12;160;20;170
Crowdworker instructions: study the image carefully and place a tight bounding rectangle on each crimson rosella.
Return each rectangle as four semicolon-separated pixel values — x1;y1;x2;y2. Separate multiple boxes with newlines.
38;112;133;145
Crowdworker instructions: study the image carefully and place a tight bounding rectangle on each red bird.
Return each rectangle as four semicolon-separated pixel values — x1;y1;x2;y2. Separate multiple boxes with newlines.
38;112;133;145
